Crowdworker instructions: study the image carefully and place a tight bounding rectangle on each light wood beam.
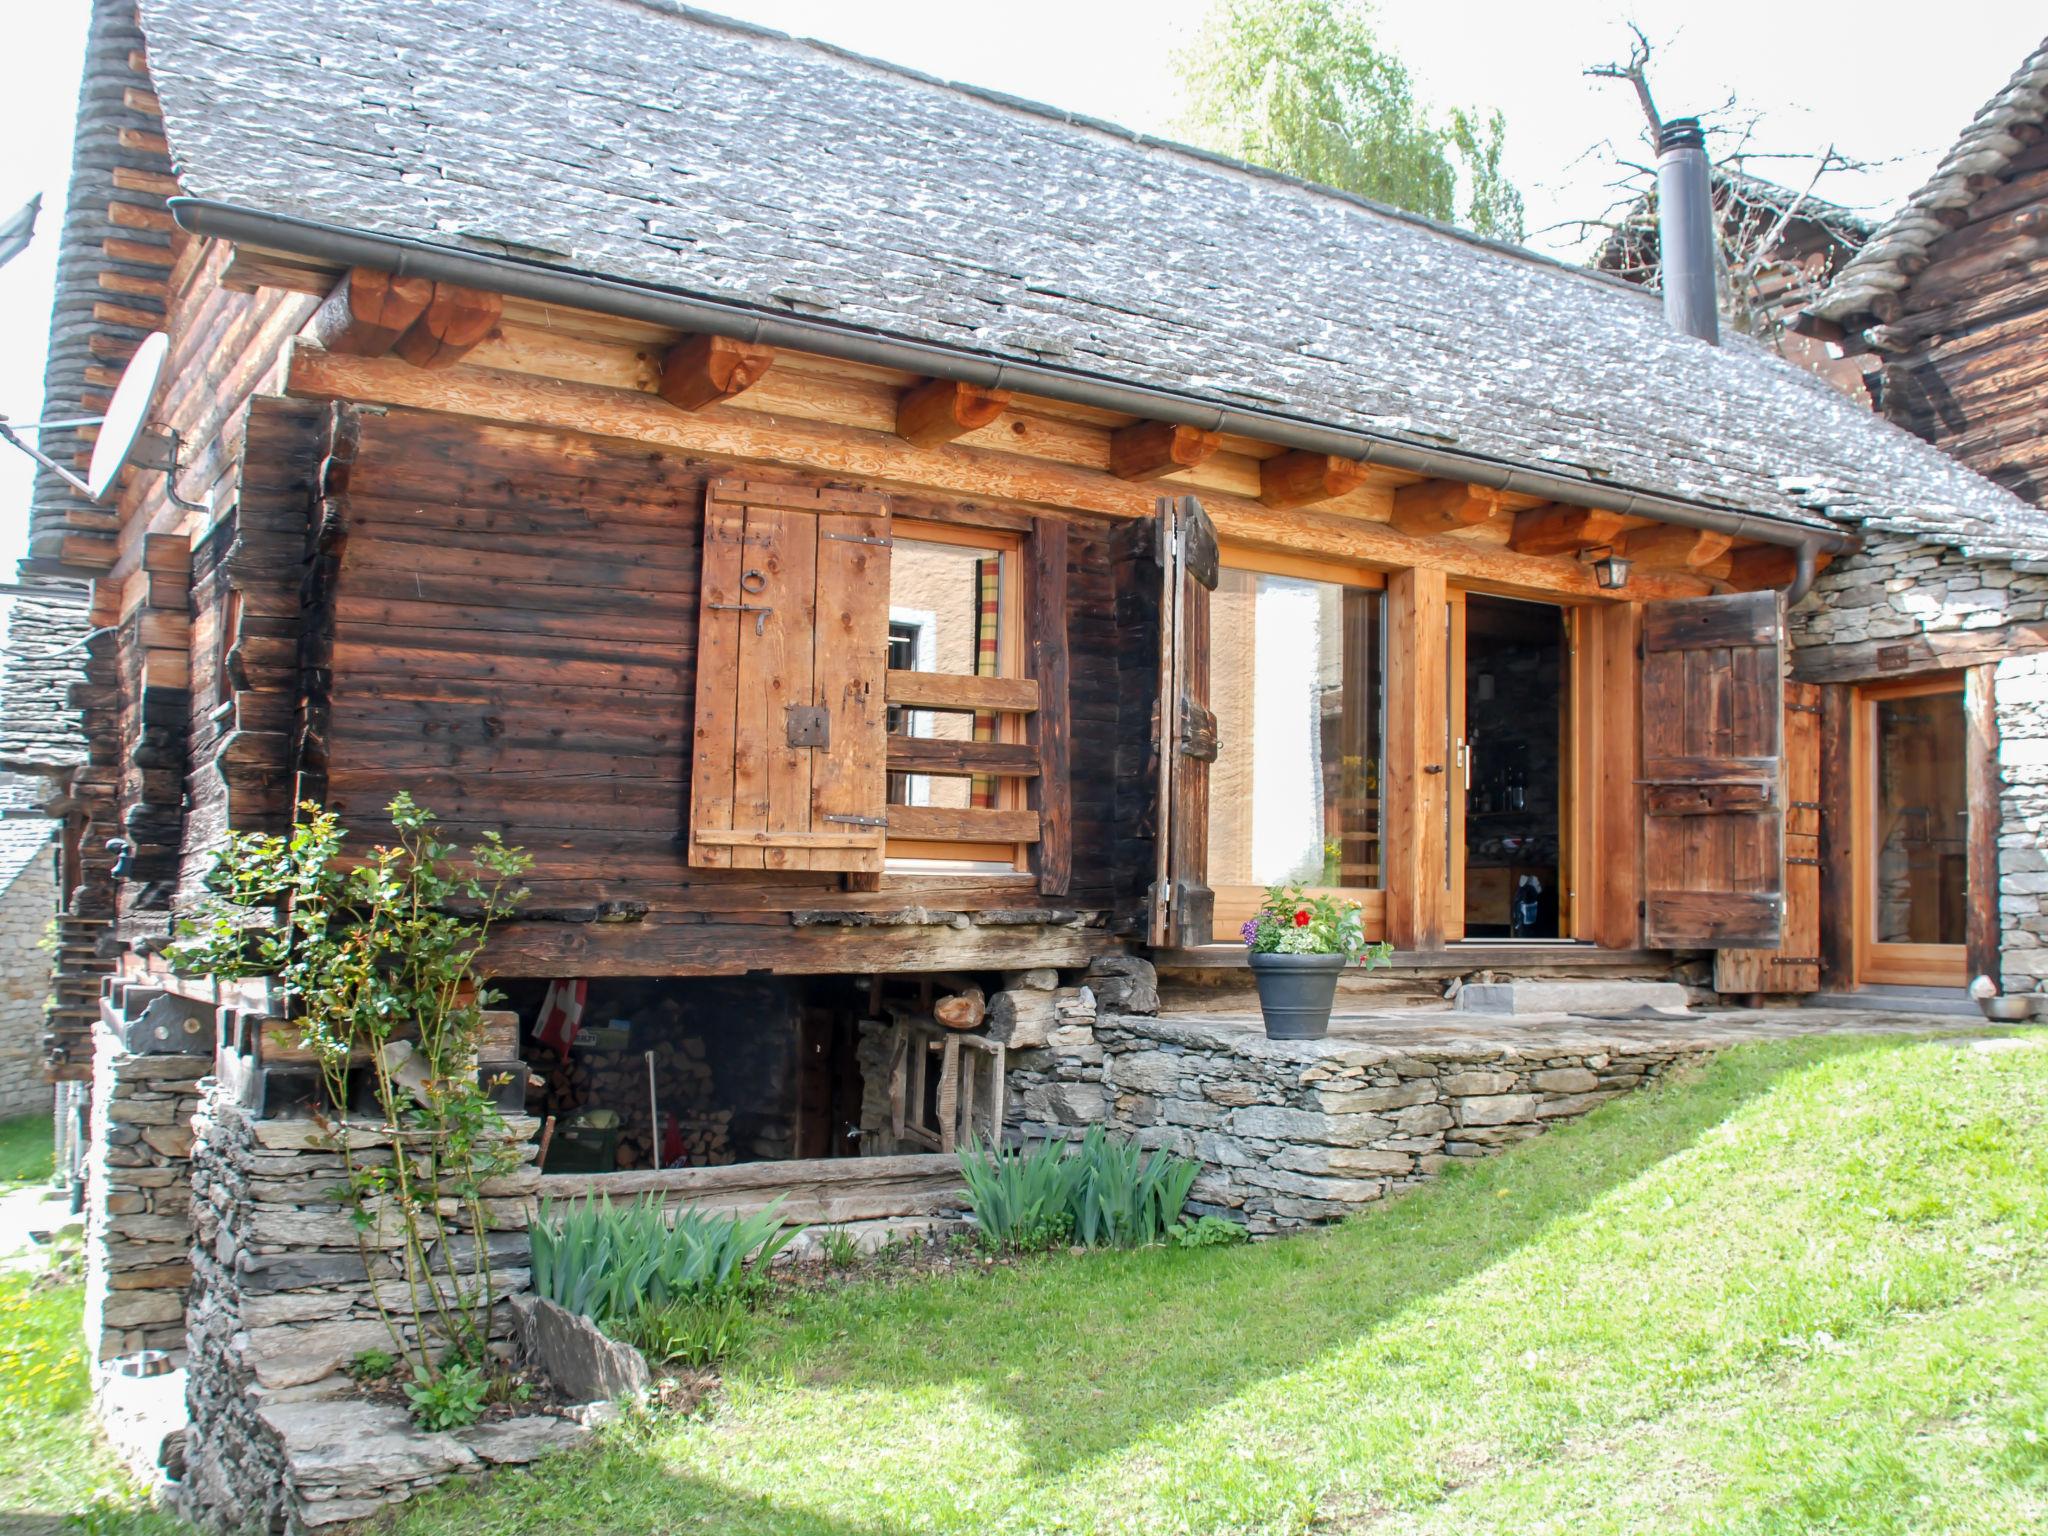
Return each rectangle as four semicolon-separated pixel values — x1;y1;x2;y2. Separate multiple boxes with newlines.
658;333;776;411
1384;567;1448;950
1258;450;1370;509
896;377;1010;447
392;282;504;370
1620;523;1734;571
1390;478;1503;535
1509;504;1626;556
1108;420;1220;481
1724;543;1826;590
303;267;435;357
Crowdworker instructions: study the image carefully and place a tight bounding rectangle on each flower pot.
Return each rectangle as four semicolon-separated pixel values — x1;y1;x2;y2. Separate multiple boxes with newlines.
1247;951;1347;1040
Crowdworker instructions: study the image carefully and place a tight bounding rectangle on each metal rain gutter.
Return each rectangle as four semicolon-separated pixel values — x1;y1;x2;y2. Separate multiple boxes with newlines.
171;197;1856;591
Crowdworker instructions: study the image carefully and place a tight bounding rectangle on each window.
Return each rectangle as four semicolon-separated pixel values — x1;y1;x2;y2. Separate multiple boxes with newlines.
884;522;1025;871
1873;688;1968;947
1207;557;1384;938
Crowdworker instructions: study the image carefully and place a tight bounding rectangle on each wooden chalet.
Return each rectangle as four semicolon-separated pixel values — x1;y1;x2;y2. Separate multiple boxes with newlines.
8;0;2048;1187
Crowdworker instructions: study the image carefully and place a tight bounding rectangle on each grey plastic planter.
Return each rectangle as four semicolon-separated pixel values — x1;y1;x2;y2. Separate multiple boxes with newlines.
1246;951;1348;1040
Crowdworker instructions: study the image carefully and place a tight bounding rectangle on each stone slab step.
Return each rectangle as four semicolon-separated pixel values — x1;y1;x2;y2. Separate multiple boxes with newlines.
1456;979;1691;1016
1804;986;1983;1019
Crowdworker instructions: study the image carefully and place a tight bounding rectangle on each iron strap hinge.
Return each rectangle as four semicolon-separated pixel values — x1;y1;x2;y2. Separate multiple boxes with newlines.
1787;855;1820;867
822;532;892;546
1790;800;1822;811
821;813;888;828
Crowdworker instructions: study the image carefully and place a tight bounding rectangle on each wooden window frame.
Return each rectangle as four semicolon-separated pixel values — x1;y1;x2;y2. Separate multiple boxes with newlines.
1208;544;1388;944
883;518;1031;871
1853;673;1969;988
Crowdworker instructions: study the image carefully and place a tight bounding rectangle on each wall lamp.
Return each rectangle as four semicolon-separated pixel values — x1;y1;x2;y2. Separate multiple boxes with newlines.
1581;545;1632;590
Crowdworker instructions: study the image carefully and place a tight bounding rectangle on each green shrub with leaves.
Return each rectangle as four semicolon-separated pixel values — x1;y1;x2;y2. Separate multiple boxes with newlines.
404;1361;489;1432
957;1127;1200;1252
530;1194;801;1326
169;794;530;1427
1169;1214;1250;1248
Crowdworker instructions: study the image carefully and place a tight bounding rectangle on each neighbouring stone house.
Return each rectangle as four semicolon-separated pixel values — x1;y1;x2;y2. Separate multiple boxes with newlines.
0;769;57;1122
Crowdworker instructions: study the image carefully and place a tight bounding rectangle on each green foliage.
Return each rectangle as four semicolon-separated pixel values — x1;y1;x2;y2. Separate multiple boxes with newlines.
957;1127;1200;1251
1168;1214;1250;1248
0;1112;55;1187
169;795;531;1392
404;1361;488;1432
620;1294;753;1369
1240;882;1393;962
1177;0;1525;240
530;1195;801;1326
816;1228;860;1268
348;1348;399;1382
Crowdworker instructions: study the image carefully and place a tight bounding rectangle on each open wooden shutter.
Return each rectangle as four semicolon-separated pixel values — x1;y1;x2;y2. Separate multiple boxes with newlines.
1712;681;1820;993
1641;589;1785;948
688;478;891;873
1150;494;1219;948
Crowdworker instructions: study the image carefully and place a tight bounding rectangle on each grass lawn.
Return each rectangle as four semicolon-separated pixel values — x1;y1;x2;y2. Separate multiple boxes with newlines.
391;1034;2048;1536
0;1112;54;1188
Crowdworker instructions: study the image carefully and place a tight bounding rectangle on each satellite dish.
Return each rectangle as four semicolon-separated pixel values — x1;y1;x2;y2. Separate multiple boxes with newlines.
87;330;170;502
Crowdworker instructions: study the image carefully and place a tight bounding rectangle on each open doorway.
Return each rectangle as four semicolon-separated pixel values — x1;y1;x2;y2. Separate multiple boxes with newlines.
1457;595;1567;940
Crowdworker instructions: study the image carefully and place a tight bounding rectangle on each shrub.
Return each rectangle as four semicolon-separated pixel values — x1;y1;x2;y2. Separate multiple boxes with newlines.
619;1293;752;1368
404;1361;488;1431
1169;1214;1250;1248
816;1228;860;1268
530;1194;801;1326
957;1127;1200;1252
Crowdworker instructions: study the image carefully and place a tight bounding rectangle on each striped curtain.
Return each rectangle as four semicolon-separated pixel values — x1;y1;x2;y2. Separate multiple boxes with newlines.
971;555;1001;808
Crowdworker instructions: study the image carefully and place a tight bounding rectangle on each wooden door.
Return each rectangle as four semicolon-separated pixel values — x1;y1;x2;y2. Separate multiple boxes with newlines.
687;478;892;872
1853;676;1969;987
1445;590;1467;944
1640;590;1785;949
1150;494;1220;948
1714;681;1820;994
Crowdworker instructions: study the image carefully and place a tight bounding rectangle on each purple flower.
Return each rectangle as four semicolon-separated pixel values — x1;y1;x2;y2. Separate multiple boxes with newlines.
1240;919;1259;945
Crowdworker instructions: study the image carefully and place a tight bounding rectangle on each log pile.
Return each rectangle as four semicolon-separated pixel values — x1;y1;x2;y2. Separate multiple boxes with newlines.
534;1034;736;1170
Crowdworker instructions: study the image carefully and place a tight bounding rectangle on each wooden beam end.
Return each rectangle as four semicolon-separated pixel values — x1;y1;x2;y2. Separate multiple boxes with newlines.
658;333;777;411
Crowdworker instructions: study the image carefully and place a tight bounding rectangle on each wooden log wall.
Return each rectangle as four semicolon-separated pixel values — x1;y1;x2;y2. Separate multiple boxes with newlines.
267;404;1127;972
1868;134;2048;505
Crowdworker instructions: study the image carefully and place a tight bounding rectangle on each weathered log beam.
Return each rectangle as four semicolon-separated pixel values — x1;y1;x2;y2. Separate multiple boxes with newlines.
658;333;776;411
303;267;435;357
1108;420;1219;481
1508;504;1626;556
392;283;504;370
1620;523;1734;571
896;377;1010;447
1389;478;1503;535
1258;450;1369;509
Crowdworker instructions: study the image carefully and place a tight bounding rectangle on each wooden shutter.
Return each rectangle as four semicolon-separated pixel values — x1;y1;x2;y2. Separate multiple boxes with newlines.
1150;494;1220;948
688;478;891;873
1641;589;1785;948
1713;681;1820;992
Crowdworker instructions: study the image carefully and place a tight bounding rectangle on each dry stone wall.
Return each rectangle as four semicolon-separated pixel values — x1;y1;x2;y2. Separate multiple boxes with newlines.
1791;538;2048;655
1995;650;2048;993
84;1011;207;1363
182;1088;547;1531
0;847;55;1121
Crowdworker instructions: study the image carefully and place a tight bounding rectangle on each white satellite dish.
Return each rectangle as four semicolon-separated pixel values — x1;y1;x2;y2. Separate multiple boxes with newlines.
88;330;170;502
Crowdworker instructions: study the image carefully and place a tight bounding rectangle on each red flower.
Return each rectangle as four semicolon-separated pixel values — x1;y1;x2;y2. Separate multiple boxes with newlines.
1294;908;1311;927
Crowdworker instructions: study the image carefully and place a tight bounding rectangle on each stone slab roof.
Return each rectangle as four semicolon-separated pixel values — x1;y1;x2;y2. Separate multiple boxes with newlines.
136;0;2048;558
1807;36;2048;328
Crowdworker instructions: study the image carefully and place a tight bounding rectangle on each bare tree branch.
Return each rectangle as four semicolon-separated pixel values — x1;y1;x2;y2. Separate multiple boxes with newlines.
1584;22;1662;136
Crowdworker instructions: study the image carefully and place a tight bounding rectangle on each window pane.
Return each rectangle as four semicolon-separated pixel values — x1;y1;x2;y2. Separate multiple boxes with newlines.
1208;570;1383;889
1875;690;1968;946
886;538;1005;813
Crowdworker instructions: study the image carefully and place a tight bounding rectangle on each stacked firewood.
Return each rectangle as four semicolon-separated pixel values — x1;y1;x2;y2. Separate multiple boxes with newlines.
533;1034;735;1169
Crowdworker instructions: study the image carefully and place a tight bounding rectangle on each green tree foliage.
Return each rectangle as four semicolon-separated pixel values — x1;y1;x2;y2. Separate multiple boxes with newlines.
1177;0;1526;241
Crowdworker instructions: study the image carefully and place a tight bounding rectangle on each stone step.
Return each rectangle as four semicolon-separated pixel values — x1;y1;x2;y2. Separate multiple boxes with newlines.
1804;986;1983;1019
1456;979;1691;1016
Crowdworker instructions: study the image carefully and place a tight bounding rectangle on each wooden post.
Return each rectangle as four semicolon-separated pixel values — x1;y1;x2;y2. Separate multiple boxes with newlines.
1384;567;1448;950
1817;684;1855;990
1030;518;1073;896
1593;601;1642;949
1965;662;2003;987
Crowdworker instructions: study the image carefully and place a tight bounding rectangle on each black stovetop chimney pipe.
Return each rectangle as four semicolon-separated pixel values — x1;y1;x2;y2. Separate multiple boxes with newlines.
1656;117;1719;345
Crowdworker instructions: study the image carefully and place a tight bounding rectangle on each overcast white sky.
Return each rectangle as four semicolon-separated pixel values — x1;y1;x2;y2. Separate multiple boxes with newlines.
0;0;2038;575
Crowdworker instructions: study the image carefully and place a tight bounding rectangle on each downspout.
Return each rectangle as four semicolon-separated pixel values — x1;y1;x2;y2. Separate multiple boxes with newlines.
170;198;1855;577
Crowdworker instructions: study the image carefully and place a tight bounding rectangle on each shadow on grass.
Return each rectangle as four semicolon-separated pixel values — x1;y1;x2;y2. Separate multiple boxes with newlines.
739;1033;1907;1479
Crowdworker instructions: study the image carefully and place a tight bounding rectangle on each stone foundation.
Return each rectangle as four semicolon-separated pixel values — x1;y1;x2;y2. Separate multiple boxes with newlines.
84;1007;208;1363
182;1086;549;1532
1013;998;1710;1233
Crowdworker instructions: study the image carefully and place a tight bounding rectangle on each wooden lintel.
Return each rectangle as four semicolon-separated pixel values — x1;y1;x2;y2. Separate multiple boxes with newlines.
1108;420;1220;481
658;333;776;412
1508;504;1626;556
304;267;435;358
1389;478;1502;535
1621;523;1735;571
1724;543;1803;590
1258;450;1369;509
391;282;504;370
896;377;1011;447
